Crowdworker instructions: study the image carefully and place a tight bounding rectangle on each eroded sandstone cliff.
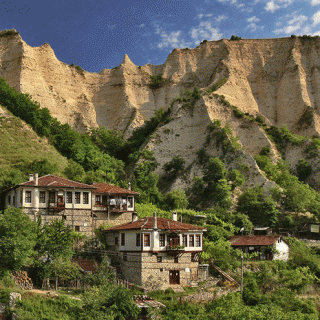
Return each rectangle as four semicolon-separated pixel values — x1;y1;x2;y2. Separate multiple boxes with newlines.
2;31;320;192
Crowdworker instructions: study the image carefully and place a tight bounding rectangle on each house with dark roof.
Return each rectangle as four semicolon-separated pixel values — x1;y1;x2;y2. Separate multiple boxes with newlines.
103;212;208;289
230;235;289;261
4;174;139;237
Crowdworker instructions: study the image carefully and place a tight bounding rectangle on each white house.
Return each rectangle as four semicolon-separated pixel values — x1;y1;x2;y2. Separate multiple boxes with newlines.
103;212;208;289
230;235;289;261
4;174;139;237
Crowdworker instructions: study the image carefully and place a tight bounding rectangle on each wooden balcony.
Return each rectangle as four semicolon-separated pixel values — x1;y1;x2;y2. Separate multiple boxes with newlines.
48;202;65;212
166;245;185;253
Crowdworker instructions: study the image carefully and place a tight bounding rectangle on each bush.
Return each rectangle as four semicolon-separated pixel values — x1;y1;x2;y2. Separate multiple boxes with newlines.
259;146;271;156
149;73;166;89
296;159;312;181
291;34;296;38
230;35;242;40
0;29;19;37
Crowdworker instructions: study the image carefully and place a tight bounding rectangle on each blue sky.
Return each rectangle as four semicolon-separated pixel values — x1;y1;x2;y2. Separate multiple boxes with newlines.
1;0;320;73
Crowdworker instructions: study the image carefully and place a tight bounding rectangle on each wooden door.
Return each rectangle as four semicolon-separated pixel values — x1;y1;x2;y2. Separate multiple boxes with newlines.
57;196;64;208
169;236;180;247
169;270;180;284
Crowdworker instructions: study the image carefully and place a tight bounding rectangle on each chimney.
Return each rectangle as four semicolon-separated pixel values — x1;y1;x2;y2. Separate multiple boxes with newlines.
34;173;38;186
172;211;178;221
29;174;34;182
132;212;138;222
128;182;131;191
153;211;157;229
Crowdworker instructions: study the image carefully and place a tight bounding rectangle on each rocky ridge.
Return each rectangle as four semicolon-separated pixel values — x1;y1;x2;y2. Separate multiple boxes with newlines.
2;31;320;191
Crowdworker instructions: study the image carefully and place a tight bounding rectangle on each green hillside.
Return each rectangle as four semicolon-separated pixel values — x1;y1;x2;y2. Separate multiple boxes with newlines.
0;105;68;173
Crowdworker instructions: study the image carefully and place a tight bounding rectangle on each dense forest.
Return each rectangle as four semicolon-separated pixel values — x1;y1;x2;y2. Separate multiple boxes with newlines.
1;76;320;318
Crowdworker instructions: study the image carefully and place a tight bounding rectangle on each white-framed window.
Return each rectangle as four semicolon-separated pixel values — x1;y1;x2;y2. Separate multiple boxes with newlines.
25;191;31;203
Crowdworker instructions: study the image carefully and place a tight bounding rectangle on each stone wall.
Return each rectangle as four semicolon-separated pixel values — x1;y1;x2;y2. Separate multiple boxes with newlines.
24;208;132;238
120;251;200;289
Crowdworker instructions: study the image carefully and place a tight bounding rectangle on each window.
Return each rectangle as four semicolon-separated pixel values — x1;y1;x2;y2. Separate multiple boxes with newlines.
95;195;101;204
121;233;125;246
12;196;16;206
39;191;46;203
49;192;55;203
123;252;127;261
174;256;178;263
62;215;66;220
128;197;133;208
182;235;188;247
75;226;80;232
144;234;150;247
136;234;141;247
75;192;80;204
115;236;119;245
157;256;162;263
196;235;201;247
159;234;165;247
25;191;31;203
83;192;89;204
189;235;194;247
66;192;72;203
191;252;199;262
20;191;22;204
7;195;11;205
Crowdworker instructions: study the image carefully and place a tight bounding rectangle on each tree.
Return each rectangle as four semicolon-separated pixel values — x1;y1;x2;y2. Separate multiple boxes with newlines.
296;159;312;182
35;219;80;264
49;256;81;282
163;189;189;210
63;159;85;181
0;207;37;272
237;187;279;227
80;284;140;320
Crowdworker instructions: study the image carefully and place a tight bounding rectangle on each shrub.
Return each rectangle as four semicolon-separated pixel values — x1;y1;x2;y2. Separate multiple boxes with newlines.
291;34;296;38
210;78;227;92
230;35;242;40
297;106;314;129
0;29;19;37
296;159;312;181
259;146;271;156
149;73;166;89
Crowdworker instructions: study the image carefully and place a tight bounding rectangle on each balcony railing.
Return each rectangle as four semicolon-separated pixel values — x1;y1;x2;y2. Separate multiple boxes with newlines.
166;245;185;252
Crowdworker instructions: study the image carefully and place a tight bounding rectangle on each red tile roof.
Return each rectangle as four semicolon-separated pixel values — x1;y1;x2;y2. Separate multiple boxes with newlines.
103;217;206;232
20;175;96;189
71;259;100;273
91;182;140;195
230;235;281;246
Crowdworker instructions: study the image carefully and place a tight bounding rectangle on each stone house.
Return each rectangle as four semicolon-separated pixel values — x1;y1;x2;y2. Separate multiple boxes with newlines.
4;174;139;237
230;235;289;261
103;212;208;289
91;182;139;228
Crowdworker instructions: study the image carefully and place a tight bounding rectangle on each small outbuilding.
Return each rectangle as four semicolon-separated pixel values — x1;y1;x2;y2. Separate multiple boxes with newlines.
230;235;289;262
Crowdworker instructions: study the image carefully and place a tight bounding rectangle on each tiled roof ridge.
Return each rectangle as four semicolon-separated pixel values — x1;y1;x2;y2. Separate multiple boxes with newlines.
19;174;96;188
141;218;148;229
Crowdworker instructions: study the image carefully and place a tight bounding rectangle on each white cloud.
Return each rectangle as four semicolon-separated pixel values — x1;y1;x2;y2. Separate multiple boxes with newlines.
217;0;246;9
197;13;213;19
265;1;280;12
311;0;320;5
288;14;308;25
312;11;320;26
265;0;293;12
215;15;228;22
247;16;260;23
154;23;192;49
189;21;222;45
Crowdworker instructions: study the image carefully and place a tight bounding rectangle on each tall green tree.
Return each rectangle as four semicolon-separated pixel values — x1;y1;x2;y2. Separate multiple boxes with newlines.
0;207;37;272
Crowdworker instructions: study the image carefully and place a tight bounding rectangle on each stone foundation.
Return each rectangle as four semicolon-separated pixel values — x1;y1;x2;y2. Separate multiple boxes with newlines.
120;252;200;290
24;208;132;238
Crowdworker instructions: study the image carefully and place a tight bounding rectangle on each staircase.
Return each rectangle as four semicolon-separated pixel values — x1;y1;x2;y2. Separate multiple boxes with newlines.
213;265;239;286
